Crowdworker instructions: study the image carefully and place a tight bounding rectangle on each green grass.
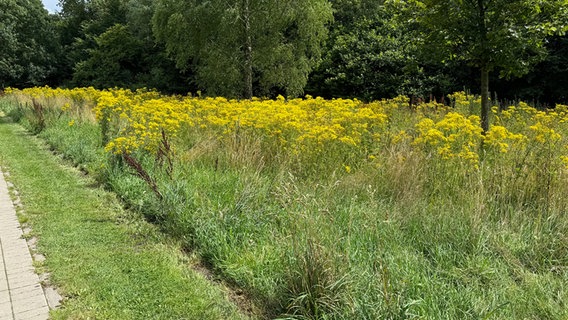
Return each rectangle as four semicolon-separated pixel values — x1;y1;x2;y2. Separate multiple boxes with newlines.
2;97;568;319
0;112;249;319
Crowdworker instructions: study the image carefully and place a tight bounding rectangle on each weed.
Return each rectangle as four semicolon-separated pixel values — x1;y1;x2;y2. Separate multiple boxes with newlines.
30;99;45;133
284;237;348;319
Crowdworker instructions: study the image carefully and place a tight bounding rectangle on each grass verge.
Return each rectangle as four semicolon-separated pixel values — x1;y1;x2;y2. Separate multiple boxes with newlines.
0;115;249;319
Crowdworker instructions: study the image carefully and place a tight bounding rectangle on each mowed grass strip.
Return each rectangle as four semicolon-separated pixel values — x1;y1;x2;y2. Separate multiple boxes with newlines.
0;116;249;319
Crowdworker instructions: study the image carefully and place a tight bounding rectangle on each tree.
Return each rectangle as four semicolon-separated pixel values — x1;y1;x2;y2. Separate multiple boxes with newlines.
56;0;128;86
73;24;142;88
153;0;333;98
396;0;567;131
0;0;57;88
52;0;188;91
123;0;192;93
307;0;459;101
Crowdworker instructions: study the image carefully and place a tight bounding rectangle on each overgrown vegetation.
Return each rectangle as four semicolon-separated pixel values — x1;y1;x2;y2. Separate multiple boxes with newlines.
2;88;567;319
0;99;248;320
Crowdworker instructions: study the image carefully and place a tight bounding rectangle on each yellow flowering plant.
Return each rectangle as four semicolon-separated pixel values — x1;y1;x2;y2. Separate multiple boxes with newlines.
413;112;483;168
7;86;568;178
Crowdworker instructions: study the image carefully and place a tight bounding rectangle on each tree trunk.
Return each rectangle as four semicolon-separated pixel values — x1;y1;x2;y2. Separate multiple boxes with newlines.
243;0;253;99
480;65;490;133
478;0;489;133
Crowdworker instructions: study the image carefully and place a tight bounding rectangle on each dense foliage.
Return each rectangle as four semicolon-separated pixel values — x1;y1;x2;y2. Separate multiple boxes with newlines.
307;0;452;101
397;0;567;131
0;0;57;87
1;0;567;104
153;0;333;98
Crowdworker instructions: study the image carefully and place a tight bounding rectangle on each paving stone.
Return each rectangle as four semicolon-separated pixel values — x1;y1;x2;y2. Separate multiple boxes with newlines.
4;253;32;263
9;285;44;301
26;239;37;250
0;301;14;319
43;287;61;310
18;314;49;320
8;277;40;291
13;306;48;320
0;291;11;304
5;261;33;272
5;267;34;277
0;171;48;320
11;294;47;315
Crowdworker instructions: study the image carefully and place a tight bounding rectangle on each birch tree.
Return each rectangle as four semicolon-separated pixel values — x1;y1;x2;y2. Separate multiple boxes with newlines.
153;0;333;98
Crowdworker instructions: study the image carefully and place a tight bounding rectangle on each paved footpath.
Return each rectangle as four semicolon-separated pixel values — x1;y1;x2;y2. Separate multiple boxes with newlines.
0;170;48;320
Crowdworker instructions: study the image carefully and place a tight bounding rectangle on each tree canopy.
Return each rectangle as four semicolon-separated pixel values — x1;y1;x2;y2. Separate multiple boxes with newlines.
1;0;567;105
308;0;458;101
0;0;57;88
395;0;568;130
153;0;333;98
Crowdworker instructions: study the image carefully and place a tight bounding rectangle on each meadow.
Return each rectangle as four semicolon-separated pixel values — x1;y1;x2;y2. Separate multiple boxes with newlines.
2;87;567;319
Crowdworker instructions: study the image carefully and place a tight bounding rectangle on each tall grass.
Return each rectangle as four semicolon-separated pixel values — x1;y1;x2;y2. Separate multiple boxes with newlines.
1;89;567;319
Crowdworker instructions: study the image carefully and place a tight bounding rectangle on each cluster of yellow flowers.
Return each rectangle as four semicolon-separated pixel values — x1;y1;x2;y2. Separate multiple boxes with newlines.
414;112;483;168
483;125;526;153
7;86;101;104
95;90;401;157
95;89;177;154
6;87;568;171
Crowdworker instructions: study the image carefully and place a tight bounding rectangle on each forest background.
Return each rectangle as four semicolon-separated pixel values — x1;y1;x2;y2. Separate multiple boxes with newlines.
2;0;568;106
